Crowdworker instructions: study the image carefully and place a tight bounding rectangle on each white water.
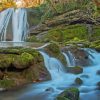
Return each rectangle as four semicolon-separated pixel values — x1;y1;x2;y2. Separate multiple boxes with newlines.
0;8;13;41
39;51;65;80
12;8;29;42
0;8;29;42
62;51;76;67
0;49;100;100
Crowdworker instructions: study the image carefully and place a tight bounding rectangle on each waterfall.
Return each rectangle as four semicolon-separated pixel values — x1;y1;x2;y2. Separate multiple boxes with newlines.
0;8;29;42
12;8;29;42
84;48;99;65
62;51;76;67
0;8;13;41
39;51;65;80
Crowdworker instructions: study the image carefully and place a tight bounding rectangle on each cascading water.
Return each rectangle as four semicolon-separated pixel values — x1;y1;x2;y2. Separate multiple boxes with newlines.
0;8;29;42
0;8;13;41
62;51;76;67
0;48;100;100
12;8;29;42
39;51;65;80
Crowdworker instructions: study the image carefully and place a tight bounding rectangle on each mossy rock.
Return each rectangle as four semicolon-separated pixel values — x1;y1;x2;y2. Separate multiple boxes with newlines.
75;78;83;85
0;48;39;69
57;96;70;100
0;54;14;68
43;24;87;43
13;52;34;69
0;47;50;89
57;87;79;100
26;35;39;42
0;79;15;89
44;42;67;66
67;66;83;74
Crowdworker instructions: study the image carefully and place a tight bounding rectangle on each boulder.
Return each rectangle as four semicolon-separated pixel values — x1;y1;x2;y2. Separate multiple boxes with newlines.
75;78;83;85
57;87;79;100
96;70;100;75
67;66;83;74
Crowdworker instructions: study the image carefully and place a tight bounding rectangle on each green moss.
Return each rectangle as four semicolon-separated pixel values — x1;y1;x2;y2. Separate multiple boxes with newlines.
44;24;87;43
26;35;39;42
44;43;67;65
91;25;100;40
57;88;79;100
0;54;14;68
75;78;83;85
57;96;70;100
0;79;15;88
0;48;40;69
14;52;34;68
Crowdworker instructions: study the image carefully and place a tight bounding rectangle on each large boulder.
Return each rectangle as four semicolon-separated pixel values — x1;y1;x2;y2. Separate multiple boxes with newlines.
57;87;79;100
0;47;50;90
44;43;67;66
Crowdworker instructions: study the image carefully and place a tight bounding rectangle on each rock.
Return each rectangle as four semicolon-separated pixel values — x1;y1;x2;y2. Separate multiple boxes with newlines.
75;78;83;85
57;87;79;100
45;87;54;92
0;47;50;89
44;43;67;66
0;71;4;80
97;82;100;87
97;82;100;90
13;52;34;69
57;96;70;100
80;75;89;78
96;70;100;75
67;66;83;74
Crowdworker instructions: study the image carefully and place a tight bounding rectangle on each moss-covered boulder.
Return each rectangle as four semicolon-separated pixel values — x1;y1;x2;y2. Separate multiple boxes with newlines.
13;52;34;69
90;40;100;51
0;47;50;90
75;78;83;85
67;66;83;74
42;24;88;43
57;87;79;100
44;42;67;66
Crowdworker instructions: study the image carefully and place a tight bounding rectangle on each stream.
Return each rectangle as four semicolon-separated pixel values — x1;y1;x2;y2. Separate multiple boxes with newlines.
0;47;100;100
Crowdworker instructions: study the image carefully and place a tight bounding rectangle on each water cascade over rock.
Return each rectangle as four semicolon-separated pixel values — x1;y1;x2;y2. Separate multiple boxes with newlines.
62;51;76;67
0;47;100;100
39;51;65;80
0;8;29;42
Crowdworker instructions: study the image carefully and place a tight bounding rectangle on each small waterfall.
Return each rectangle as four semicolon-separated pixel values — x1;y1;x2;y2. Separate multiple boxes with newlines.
12;8;29;42
62;51;76;67
0;8;13;41
0;8;29;42
39;51;65;80
84;48;99;65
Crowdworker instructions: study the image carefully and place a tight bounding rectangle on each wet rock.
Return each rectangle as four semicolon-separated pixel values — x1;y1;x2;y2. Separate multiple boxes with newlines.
96;70;100;75
96;82;100;90
44;43;67;65
75;78;83;85
45;87;54;92
57;87;79;100
97;82;100;88
67;66;83;74
80;75;89;78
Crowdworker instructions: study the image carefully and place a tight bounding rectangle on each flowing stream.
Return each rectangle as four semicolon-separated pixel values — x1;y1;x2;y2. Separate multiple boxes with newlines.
0;48;100;100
